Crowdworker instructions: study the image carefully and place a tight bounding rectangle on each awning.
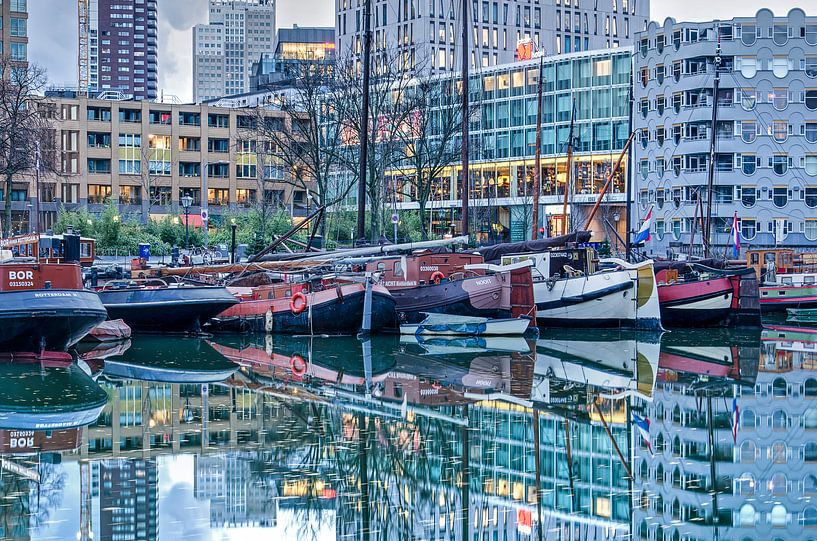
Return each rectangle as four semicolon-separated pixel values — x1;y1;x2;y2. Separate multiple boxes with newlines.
180;214;204;227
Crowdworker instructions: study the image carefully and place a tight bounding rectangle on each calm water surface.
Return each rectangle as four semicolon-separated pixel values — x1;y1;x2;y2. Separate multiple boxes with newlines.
0;325;811;540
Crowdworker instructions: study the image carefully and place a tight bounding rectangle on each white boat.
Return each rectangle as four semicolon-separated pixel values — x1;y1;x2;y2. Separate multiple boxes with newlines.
398;334;531;354
399;313;531;336
498;249;662;330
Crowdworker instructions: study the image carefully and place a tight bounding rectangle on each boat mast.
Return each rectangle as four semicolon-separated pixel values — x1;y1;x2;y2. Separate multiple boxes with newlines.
561;101;575;235
459;0;470;238
703;32;722;258
355;0;373;241
532;54;544;240
624;84;634;260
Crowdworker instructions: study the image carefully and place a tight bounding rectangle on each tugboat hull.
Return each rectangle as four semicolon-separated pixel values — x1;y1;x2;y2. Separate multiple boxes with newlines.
98;286;238;332
0;289;107;352
210;284;395;334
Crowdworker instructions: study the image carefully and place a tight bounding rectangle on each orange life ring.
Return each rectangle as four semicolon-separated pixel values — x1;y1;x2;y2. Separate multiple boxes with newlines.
430;271;445;284
290;291;307;314
290;354;307;377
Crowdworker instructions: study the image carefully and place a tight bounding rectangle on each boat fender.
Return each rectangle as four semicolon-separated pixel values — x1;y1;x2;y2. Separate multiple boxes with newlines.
290;291;308;314
430;271;445;284
265;309;274;333
290;354;307;377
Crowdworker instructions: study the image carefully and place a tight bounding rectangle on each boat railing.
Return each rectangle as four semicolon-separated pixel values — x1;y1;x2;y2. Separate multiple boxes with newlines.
100;278;172;290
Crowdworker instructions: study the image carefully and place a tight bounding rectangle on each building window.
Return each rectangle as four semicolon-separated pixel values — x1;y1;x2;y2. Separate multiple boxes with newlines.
741;186;757;207
10;18;27;37
773;24;788;45
738;57;757;78
87;158;111;174
741;155;757;175
740;24;757;45
88;184;112;204
208;188;229;206
773;187;787;208
149;186;172;207
806;123;817;144
805;57;817;78
236;189;256;207
741;218;756;240
806;220;817;241
10;0;27;12
10;43;26;61
741;121;756;143
772;121;788;142
149;110;172;125
772;155;788;176
806;90;817;111
119;185;142;206
771;88;787;110
806;156;817;176
772;57;789;78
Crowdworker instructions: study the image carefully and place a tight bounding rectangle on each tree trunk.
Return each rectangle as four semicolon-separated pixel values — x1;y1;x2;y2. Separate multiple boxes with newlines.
418;198;428;241
3;173;13;238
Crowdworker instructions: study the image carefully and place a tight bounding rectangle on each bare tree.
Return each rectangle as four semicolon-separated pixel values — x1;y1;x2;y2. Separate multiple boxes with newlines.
243;60;351;229
0;57;54;237
140;143;171;221
332;49;422;241
396;78;463;240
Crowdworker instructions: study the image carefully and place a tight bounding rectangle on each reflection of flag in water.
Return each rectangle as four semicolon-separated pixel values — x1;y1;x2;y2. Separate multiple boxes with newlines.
730;211;741;258
632;412;653;455
731;398;740;443
634;206;653;245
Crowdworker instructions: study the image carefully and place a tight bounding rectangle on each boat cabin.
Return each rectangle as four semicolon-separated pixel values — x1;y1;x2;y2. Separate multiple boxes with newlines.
0;233;95;266
366;252;485;289
747;248;817;283
499;247;596;280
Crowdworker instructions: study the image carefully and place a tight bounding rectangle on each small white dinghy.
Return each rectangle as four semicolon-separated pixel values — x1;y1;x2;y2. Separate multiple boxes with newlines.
400;313;531;336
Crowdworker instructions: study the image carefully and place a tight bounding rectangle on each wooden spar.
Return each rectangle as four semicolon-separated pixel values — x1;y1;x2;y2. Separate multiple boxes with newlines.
561;101;575;236
583;132;635;230
592;401;633;480
531;55;544;240
688;191;700;258
356;0;373;241
704;37;722;258
247;205;325;263
459;0;470;238
156;235;471;276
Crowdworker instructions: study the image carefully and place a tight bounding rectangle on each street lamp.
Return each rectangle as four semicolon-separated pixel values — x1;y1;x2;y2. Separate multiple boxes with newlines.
181;193;193;249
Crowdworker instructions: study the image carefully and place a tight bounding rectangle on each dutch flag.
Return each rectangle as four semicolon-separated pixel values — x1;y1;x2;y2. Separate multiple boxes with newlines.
634;205;653;245
731;398;740;443
632;412;653;455
731;211;741;258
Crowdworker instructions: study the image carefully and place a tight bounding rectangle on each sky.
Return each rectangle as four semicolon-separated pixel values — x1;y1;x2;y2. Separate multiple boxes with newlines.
29;0;809;103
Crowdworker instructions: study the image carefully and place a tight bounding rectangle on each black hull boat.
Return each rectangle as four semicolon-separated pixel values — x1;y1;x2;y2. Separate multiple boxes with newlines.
97;283;238;332
390;279;512;325
0;289;107;352
208;282;396;335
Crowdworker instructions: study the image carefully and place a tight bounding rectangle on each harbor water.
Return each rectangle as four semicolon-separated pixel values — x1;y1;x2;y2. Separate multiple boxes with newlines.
0;326;811;540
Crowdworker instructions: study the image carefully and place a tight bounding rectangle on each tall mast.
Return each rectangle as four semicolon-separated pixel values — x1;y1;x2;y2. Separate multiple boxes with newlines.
624;83;634;260
356;0;373;241
561;100;575;235
531;54;544;240
459;0;470;238
703;33;722;258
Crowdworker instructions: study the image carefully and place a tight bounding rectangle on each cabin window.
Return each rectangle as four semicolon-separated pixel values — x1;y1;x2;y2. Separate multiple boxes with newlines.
782;277;793;284
394;261;403;276
805;276;816;285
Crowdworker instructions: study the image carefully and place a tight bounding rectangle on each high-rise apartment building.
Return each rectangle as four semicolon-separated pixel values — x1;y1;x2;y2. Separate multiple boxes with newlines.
335;0;648;76
193;0;277;103
98;459;159;541
88;0;158;100
1;0;28;67
633;8;817;257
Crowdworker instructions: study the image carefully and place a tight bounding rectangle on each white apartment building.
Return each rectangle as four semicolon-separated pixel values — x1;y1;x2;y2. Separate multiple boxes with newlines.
335;0;649;75
193;0;277;102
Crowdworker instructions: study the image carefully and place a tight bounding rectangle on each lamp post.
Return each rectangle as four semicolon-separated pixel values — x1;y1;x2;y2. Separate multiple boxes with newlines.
181;193;193;249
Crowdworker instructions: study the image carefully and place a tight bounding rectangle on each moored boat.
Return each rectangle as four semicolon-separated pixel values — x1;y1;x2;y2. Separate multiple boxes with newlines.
96;278;238;332
759;272;817;312
787;308;817;324
655;261;760;327
367;252;535;328
208;277;395;334
0;242;107;352
399;313;531;336
494;243;662;330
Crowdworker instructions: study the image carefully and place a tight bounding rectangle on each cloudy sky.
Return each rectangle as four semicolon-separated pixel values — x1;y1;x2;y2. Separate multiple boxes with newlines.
29;0;807;103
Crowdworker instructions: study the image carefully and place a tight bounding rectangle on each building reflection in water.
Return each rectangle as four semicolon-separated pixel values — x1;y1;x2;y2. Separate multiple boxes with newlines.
7;329;817;540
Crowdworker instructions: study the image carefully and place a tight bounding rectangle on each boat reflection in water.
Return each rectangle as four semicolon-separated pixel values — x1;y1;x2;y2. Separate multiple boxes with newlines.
9;327;816;540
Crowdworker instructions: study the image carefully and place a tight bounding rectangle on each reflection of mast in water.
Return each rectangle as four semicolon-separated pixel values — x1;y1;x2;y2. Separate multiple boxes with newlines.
79;461;93;541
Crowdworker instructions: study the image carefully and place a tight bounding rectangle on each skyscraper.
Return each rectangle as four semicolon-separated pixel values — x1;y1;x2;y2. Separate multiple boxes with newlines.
335;0;649;77
88;0;158;100
193;0;277;103
1;0;28;68
98;459;159;541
